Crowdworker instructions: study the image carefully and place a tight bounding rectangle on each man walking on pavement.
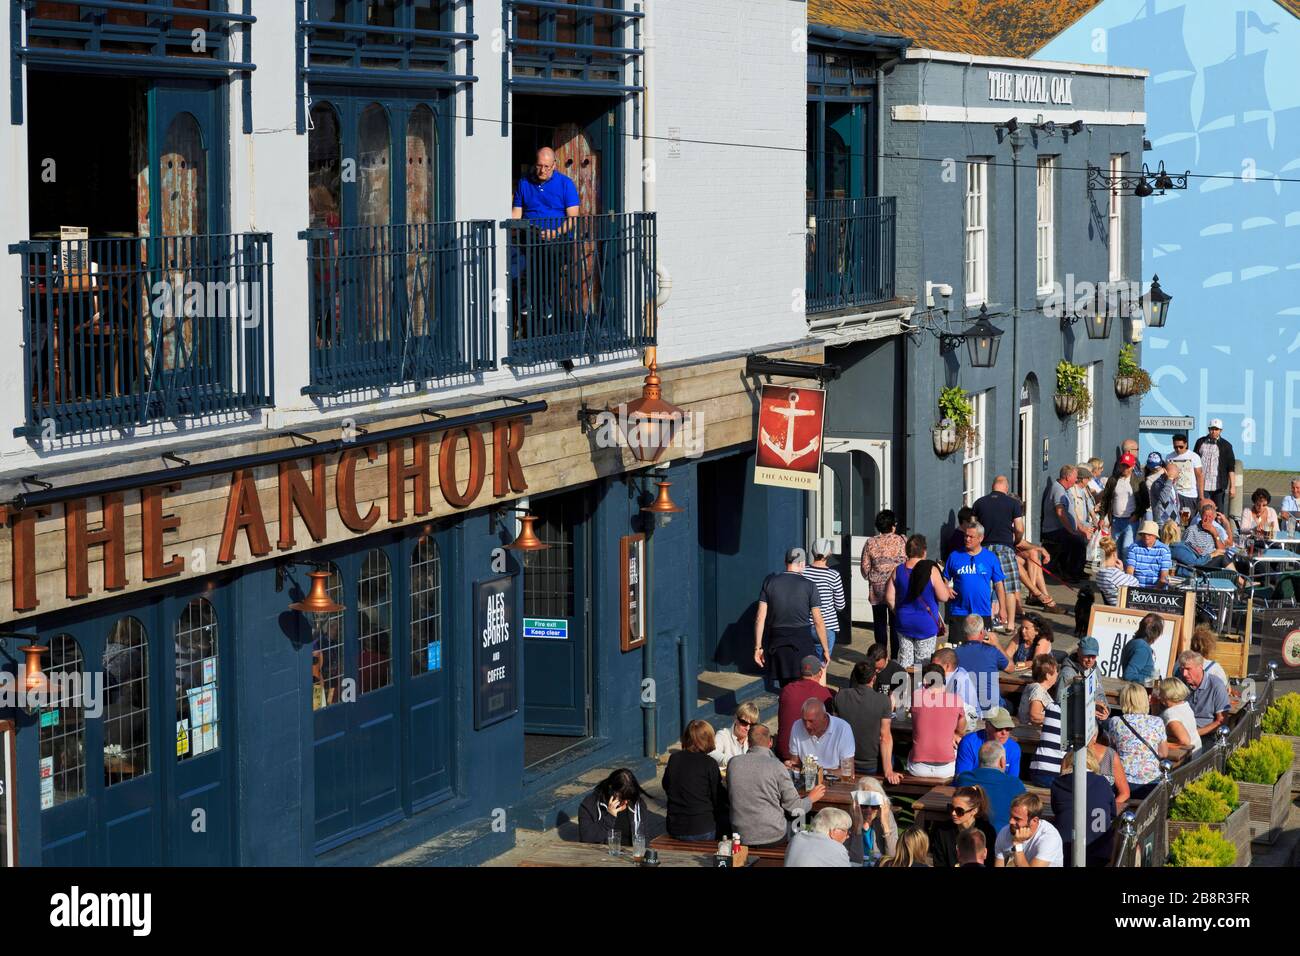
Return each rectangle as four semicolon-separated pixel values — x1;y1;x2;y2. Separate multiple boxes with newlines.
943;521;1008;635
755;548;830;689
973;476;1023;635
1193;419;1237;514
803;538;846;663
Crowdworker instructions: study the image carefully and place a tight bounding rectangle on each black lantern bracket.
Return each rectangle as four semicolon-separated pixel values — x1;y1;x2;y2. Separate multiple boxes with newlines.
489;506;531;536
1088;160;1187;196
275;559;332;593
745;354;841;384
909;304;1006;368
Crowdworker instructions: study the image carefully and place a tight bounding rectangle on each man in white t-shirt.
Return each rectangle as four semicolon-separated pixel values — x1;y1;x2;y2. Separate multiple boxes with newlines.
994;792;1064;867
784;698;856;771
1167;433;1203;517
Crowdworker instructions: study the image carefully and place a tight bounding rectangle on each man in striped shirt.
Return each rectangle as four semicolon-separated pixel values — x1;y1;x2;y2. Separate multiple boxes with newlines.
803;539;847;663
1124;521;1173;587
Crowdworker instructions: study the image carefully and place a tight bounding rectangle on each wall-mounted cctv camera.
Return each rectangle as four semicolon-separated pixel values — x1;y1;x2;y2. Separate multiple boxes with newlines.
925;281;953;307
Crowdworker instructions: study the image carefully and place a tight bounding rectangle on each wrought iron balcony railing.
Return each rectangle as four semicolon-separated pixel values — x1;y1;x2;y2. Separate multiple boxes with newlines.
806;196;897;314
301;220;497;395
11;232;274;439
502;212;655;367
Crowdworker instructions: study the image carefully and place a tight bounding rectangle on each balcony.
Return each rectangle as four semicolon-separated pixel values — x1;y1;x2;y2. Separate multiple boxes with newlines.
302;220;498;395
11;233;274;439
805;197;897;315
502;212;656;367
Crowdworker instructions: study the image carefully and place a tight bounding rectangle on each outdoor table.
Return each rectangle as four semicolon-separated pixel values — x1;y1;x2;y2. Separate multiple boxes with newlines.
515;841;718;868
650;834;786;860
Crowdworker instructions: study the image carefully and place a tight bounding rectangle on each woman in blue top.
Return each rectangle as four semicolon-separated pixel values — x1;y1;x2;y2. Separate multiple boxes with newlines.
1119;613;1163;684
885;535;954;668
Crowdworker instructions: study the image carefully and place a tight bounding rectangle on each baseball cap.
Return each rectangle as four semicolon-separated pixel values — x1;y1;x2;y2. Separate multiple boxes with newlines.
1209;418;1224;429
1120;452;1137;467
800;655;824;677
1078;636;1100;656
1146;451;1164;467
812;537;835;559
984;707;1015;730
785;547;807;565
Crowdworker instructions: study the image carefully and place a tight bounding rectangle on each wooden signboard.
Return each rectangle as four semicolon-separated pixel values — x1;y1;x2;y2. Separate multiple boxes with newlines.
1118;586;1195;652
620;533;646;652
754;385;826;491
1087;605;1184;681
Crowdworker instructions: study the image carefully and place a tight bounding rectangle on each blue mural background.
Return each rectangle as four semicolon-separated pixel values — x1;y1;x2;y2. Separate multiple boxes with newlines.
1037;0;1300;469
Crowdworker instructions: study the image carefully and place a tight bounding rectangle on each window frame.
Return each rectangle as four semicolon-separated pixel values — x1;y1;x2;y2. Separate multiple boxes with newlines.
1108;154;1124;283
962;389;988;508
964;159;989;308
1076;362;1098;461
1036;155;1056;296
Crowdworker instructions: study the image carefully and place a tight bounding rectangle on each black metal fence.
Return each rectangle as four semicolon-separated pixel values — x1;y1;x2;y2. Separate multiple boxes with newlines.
806;196;896;314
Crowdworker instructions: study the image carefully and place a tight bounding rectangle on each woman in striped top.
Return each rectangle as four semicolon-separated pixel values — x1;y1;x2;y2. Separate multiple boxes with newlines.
1094;537;1138;606
1028;698;1066;788
803;539;847;663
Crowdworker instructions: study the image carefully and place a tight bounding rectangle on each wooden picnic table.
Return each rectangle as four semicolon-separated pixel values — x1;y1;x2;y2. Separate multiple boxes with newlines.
515;841;717;868
650;834;786;861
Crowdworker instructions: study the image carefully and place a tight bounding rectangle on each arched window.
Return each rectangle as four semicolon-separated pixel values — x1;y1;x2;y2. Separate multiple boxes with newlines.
38;634;86;808
308;103;342;230
405;105;437;224
358;550;393;694
175;598;220;761
312;563;346;711
358;103;391;229
159;111;207;236
411;535;443;675
103;618;150;786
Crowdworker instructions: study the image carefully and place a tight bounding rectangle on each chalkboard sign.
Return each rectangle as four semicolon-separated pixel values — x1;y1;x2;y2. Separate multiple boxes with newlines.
0;720;15;866
474;575;518;730
620;533;646;652
1255;606;1300;670
1119;586;1195;652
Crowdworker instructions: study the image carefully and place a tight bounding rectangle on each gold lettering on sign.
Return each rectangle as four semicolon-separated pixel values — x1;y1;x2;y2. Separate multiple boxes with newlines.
337;445;381;532
3;505;50;612
65;494;126;599
388;436;431;522
218;469;272;564
141;482;185;580
439;427;485;508
278;456;328;549
492;419;528;497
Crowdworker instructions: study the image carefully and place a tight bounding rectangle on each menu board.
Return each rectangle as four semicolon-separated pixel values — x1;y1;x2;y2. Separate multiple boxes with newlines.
474;575;518;730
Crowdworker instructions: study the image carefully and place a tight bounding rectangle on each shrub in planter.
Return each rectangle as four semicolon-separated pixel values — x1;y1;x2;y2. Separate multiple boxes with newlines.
1169;773;1239;823
1226;736;1293;785
1054;360;1092;418
935;386;978;454
1261;692;1300;737
1115;344;1153;398
1169;825;1236;867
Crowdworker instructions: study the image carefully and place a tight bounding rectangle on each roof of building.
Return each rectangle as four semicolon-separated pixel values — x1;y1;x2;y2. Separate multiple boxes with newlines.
809;0;1300;59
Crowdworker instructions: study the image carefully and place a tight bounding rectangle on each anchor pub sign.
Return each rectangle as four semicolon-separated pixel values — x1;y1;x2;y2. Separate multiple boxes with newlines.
753;384;826;491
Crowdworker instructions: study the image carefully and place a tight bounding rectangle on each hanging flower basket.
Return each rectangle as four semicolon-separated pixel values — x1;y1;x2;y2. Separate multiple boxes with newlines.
1054;391;1084;417
932;422;960;457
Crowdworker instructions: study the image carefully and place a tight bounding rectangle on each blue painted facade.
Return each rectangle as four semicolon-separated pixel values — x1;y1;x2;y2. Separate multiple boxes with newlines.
1036;0;1300;469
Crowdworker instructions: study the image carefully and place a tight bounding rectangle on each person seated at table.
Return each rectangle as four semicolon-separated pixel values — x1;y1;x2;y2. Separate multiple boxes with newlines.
710;701;758;769
954;741;1025;832
785;699;856;774
846;777;899;864
1057;637;1111;718
880;825;931;867
955;615;1014;714
663;720;729;841
1017;653;1058;727
1187;625;1228;685
1178;650;1231;737
1153;677;1201;753
578;768;651;848
932;647;981;728
1015;538;1060;612
929;784;998;868
1050;747;1116;866
726;723;821;848
1119;612;1164;684
832;661;901;783
863;642;908;710
1240;487;1279;538
784;807;852;867
1280;477;1300;527
1107;682;1169;799
1125;521;1173;587
1007;613;1054;666
1095;537;1139;606
994;792;1064;867
1088;726;1130;813
1173;502;1234;572
907;663;968;779
957;827;988;867
776;656;833;759
954;706;1021;777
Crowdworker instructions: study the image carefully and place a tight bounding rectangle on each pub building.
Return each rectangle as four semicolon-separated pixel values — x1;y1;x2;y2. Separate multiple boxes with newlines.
0;1;815;866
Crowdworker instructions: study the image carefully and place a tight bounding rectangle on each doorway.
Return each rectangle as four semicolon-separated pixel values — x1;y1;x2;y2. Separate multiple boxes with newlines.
522;487;593;768
1019;375;1039;534
814;439;891;624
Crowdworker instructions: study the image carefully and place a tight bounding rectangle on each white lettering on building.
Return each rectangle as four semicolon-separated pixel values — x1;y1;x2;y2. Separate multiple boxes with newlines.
988;71;1073;105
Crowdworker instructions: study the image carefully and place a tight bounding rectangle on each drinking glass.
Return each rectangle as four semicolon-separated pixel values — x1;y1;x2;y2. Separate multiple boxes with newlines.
607;830;621;857
631;833;646;862
839;756;855;780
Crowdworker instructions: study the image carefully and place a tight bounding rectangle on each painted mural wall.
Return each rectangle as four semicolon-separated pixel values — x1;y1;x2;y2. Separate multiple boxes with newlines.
1037;0;1300;469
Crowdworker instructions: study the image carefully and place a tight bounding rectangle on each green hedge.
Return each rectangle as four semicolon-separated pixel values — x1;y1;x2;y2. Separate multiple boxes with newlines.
1226;736;1293;786
1169;825;1236;867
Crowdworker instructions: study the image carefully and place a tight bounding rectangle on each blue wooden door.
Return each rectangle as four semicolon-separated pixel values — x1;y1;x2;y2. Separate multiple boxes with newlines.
523;490;590;736
402;530;453;809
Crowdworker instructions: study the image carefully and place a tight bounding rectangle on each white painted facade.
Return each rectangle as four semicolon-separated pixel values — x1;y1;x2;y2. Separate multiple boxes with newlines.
0;0;809;482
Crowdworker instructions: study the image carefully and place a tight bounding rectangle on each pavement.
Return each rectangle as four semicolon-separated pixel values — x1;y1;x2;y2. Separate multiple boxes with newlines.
486;574;1300;866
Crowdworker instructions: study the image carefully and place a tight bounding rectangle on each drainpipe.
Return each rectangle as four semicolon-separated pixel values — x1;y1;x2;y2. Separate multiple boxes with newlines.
677;633;690;741
1010;132;1023;502
643;512;658;759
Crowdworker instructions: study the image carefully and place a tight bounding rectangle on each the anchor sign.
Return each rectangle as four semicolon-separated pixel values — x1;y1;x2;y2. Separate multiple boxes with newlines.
760;390;821;465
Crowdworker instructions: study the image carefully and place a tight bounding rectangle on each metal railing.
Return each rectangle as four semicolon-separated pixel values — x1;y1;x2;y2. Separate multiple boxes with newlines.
502;212;656;366
11;233;273;438
302;220;497;395
805;196;896;314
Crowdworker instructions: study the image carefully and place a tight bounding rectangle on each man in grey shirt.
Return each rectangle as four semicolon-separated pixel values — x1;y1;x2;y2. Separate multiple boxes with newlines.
726;724;822;847
1180;651;1231;736
784;807;853;867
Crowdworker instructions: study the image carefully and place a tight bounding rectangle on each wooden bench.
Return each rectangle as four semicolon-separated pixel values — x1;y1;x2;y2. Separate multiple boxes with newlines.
650;834;787;860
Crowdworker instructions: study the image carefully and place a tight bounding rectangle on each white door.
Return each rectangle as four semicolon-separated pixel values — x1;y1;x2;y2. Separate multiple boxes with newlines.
1019;404;1035;534
812;439;892;624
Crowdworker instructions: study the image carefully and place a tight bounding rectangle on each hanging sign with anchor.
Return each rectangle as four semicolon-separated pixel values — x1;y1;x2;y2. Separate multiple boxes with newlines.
754;384;826;491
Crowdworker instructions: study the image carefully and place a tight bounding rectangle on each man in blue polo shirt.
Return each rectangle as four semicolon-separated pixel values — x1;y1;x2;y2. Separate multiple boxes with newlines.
943;521;1007;631
954;707;1022;778
509;147;582;325
954;614;1013;713
512;147;581;224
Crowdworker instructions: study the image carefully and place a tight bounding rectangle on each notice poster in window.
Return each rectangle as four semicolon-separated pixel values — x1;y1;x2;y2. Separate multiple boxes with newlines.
59;225;88;274
427;641;442;672
176;719;190;758
202;657;216;686
187;686;218;755
40;754;54;811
